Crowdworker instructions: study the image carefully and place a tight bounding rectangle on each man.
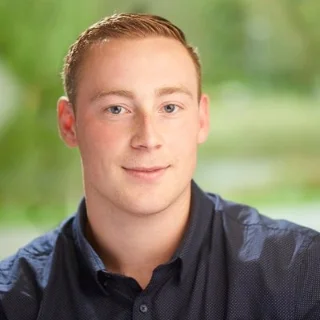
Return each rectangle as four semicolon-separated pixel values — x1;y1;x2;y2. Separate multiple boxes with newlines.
0;13;319;320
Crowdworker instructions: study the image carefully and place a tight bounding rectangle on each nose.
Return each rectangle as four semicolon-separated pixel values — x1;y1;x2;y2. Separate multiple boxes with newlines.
130;113;162;150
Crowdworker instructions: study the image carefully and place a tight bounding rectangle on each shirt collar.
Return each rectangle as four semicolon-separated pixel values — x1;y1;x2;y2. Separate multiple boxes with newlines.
72;179;215;283
174;180;215;282
73;199;105;282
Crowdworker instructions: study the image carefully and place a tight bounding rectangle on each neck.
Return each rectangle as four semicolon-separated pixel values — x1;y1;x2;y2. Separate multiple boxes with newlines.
84;184;191;289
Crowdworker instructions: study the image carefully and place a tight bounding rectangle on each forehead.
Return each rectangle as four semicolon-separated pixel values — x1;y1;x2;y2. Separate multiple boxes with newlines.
77;37;198;99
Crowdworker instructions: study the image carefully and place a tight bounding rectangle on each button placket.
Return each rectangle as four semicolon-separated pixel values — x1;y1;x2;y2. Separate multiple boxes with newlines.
132;297;152;320
139;304;148;313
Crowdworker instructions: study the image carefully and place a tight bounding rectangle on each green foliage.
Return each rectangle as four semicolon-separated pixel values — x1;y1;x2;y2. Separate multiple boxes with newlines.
0;0;319;225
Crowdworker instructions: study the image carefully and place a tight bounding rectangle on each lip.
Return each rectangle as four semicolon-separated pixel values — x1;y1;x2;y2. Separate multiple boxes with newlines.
124;166;168;172
123;165;170;181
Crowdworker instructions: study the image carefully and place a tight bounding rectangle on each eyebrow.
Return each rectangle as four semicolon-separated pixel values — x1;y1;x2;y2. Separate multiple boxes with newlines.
155;86;193;99
90;85;194;103
90;89;134;102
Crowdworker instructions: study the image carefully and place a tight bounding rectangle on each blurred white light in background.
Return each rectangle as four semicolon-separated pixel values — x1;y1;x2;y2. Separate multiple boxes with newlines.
0;60;20;131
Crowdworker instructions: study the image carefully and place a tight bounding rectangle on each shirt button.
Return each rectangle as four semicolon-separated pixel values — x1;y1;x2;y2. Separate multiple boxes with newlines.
139;304;148;313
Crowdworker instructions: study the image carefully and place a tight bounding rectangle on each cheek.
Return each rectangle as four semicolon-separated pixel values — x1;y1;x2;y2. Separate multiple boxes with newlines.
165;118;199;155
77;117;126;156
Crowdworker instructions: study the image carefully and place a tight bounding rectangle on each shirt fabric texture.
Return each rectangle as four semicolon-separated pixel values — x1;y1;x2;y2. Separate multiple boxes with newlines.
0;180;320;320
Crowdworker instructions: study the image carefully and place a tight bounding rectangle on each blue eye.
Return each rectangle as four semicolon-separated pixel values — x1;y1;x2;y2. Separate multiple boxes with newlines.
106;106;124;114
163;104;178;113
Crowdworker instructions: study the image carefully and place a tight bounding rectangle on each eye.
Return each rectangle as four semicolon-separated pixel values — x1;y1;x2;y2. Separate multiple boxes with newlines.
105;106;126;115
163;104;179;113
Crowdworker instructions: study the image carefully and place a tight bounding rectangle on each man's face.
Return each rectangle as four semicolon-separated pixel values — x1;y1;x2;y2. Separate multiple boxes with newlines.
58;37;210;216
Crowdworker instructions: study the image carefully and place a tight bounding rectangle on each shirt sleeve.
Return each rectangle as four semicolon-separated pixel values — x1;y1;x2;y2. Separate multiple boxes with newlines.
295;234;320;319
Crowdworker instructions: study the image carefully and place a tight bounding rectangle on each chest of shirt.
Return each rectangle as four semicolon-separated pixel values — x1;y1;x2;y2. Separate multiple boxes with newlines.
2;251;295;320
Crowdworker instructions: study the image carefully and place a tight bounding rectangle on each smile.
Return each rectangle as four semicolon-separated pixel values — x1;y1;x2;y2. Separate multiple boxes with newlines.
123;166;170;181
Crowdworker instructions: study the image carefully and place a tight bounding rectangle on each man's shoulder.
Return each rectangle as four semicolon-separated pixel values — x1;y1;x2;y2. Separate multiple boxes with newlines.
0;216;75;292
205;192;320;317
206;192;320;259
207;191;319;237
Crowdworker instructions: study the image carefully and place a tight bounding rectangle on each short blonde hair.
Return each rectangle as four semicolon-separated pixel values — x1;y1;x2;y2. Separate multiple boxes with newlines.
62;13;202;104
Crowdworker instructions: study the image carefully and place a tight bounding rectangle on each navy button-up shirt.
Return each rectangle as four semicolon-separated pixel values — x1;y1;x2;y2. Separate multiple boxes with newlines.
1;181;320;319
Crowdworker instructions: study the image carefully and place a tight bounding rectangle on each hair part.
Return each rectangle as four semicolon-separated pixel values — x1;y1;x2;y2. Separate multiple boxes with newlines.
62;13;202;106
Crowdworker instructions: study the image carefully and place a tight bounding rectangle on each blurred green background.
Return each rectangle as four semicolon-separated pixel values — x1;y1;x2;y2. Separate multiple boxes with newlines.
0;0;319;258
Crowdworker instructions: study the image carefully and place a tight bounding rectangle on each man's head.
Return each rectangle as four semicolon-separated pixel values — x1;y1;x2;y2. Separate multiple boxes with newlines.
62;13;202;106
57;13;210;216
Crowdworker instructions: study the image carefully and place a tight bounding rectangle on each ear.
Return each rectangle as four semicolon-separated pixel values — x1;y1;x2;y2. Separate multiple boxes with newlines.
57;96;78;148
197;93;210;144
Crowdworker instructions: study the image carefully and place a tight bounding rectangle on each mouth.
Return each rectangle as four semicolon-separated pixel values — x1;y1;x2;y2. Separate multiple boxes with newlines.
124;166;169;172
122;165;170;181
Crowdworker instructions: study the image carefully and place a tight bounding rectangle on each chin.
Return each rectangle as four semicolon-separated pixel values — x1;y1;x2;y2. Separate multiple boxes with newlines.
122;198;170;216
